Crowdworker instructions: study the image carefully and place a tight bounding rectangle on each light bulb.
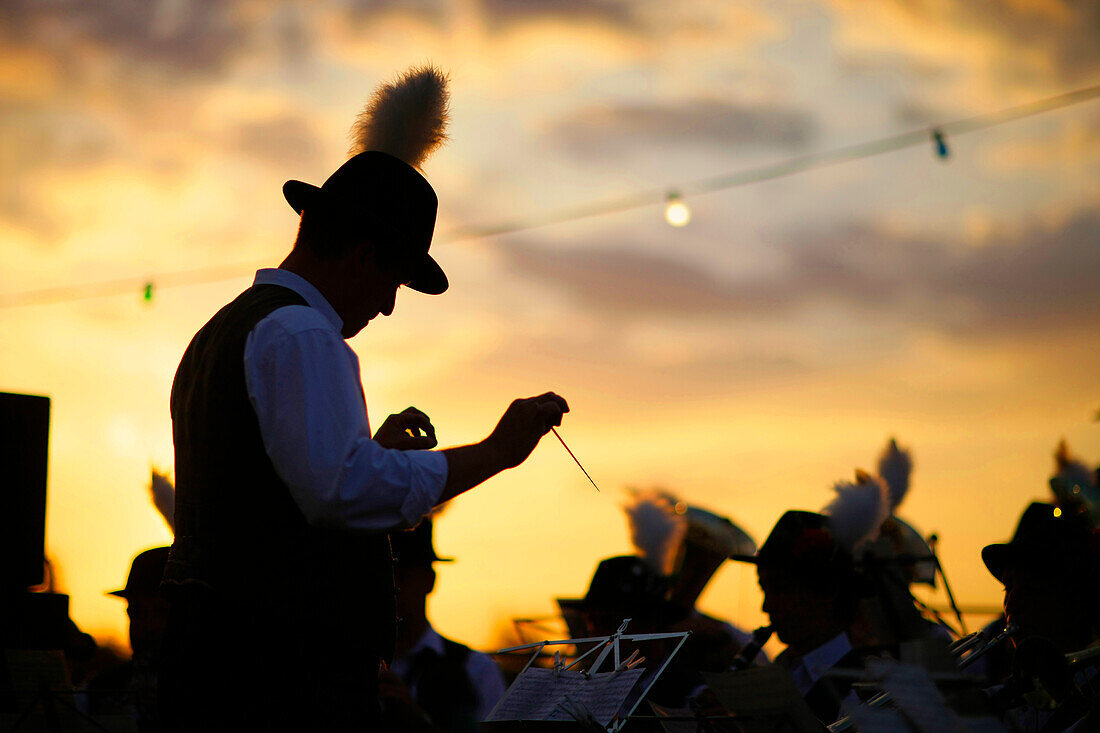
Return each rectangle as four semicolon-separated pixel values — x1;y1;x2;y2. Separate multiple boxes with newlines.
664;192;691;227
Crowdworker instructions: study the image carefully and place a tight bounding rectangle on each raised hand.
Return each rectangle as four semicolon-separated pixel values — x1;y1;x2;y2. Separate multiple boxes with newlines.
373;406;438;450
485;392;570;469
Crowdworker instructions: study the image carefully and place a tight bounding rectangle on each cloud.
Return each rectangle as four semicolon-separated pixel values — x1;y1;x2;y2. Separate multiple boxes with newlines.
497;206;1100;337
829;0;1100;89
481;0;637;30
549;99;818;158
329;0;636;35
0;100;121;235
1;0;250;79
227;114;326;171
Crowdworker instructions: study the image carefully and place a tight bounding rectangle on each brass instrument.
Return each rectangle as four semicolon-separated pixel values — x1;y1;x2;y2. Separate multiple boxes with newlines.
828;624;1017;732
953;623;1016;669
1005;637;1100;712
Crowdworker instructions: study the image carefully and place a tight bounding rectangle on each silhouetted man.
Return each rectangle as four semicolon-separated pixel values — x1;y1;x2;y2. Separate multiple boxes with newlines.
159;66;567;730
86;546;170;732
733;511;865;724
982;502;1100;731
379;520;505;732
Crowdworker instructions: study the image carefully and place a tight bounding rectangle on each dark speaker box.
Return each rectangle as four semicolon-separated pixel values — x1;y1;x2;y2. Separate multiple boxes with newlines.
0;392;50;589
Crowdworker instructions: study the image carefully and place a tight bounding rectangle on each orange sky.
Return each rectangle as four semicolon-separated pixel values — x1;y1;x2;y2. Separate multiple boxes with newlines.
1;0;1098;654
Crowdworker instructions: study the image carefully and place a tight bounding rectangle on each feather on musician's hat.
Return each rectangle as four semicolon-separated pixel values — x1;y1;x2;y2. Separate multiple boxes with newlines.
282;151;447;295
283;64;450;295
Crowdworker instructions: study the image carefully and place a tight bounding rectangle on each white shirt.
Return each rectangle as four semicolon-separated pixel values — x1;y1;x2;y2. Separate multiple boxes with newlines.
389;624;507;722
243;268;447;531
785;632;854;696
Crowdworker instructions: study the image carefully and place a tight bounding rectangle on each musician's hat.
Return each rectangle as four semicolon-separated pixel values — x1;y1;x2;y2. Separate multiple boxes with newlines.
730;510;855;582
556;555;673;627
283;65;449;295
982;502;1094;583
109;546;171;599
390;519;454;568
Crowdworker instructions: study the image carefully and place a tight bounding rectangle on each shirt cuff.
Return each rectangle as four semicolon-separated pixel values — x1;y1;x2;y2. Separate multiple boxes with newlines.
399;449;449;526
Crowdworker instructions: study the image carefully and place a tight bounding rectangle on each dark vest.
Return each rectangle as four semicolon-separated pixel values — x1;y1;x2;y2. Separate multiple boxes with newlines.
405;637;480;733
162;283;394;727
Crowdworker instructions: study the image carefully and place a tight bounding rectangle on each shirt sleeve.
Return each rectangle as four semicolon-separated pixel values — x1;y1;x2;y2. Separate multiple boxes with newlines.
243;307;447;532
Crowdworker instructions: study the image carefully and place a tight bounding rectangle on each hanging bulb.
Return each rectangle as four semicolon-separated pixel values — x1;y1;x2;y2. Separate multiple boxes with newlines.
664;191;691;227
931;128;950;160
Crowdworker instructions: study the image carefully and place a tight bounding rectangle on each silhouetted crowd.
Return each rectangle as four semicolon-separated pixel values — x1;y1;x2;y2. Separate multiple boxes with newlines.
4;437;1100;732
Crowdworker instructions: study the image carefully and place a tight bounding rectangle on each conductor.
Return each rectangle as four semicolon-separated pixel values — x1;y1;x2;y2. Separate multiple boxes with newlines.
158;65;568;730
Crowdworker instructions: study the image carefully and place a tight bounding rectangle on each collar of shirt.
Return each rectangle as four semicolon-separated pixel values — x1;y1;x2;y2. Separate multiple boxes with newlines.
788;632;853;696
253;268;343;335
390;623;445;679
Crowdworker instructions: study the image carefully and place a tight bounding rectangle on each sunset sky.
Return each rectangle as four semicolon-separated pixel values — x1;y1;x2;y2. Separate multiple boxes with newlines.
1;0;1098;655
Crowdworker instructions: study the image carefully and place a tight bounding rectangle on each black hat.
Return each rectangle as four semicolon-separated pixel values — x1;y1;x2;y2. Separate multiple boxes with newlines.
283;151;448;295
390;519;453;568
109;546;170;599
557;555;671;618
730;510;852;579
982;502;1095;583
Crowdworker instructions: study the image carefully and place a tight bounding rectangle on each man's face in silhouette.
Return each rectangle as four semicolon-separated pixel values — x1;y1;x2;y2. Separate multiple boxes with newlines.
127;592;170;659
1003;561;1093;652
758;563;839;655
339;240;412;338
395;563;436;621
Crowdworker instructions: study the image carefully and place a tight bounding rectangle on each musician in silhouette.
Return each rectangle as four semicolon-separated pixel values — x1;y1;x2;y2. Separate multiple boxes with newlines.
379;519;505;732
159;66;567;729
733;510;867;724
982;502;1100;731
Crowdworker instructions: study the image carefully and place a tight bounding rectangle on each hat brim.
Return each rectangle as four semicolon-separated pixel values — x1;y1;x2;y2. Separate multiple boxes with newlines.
405;254;448;296
107;589;128;598
283;179;321;215
282;180;448;296
981;543;1010;582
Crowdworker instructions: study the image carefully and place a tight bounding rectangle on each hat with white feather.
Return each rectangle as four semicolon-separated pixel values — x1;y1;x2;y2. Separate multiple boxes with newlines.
622;488;757;610
282;64;450;295
731;471;889;579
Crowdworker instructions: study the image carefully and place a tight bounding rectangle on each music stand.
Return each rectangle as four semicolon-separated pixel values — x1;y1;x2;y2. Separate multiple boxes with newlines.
485;618;691;732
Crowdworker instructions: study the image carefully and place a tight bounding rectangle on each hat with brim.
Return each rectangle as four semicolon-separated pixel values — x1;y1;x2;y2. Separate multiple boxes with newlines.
283;150;448;295
981;502;1090;583
558;556;674;616
109;546;171;599
730;510;852;581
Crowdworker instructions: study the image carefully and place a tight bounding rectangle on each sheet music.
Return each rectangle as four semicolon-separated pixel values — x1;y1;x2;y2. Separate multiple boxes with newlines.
486;667;645;726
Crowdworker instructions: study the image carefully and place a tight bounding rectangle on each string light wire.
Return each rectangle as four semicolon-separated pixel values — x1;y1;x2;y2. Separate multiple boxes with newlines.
2;82;1098;309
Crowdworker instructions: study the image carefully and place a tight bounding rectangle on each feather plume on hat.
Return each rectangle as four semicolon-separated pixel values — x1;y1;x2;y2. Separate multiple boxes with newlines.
349;64;450;169
149;469;175;532
624;488;687;577
1053;439;1098;492
823;470;890;552
877;438;913;511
